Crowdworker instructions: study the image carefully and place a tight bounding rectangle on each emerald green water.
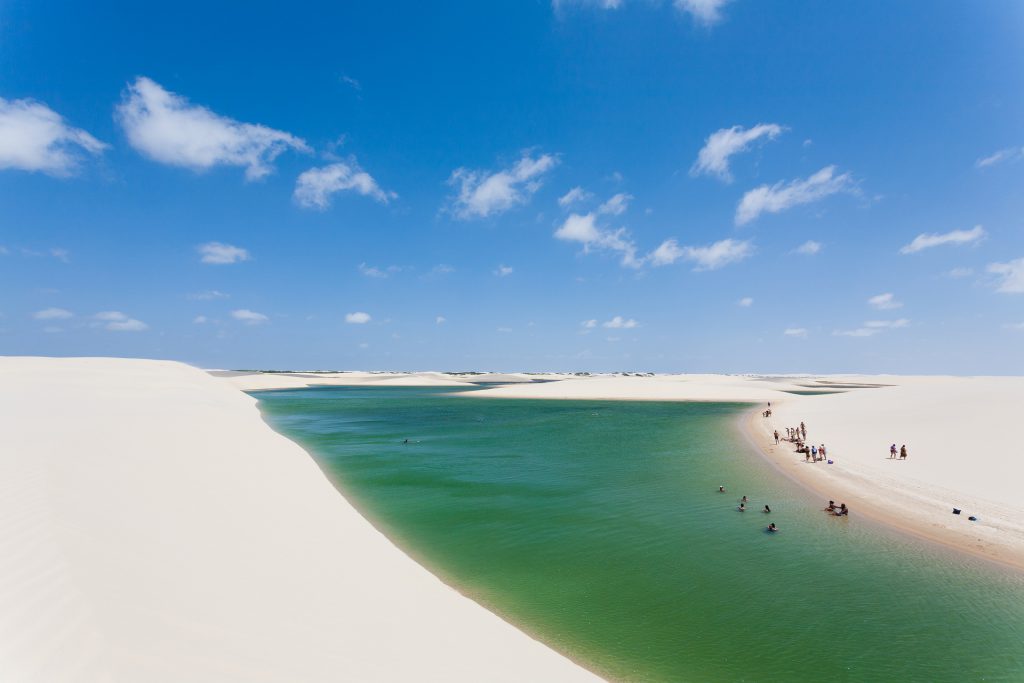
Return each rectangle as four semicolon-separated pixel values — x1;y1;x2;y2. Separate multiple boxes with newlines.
256;386;1024;682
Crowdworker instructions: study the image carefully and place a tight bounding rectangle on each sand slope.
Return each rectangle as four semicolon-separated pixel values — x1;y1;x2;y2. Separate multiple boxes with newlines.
0;358;600;682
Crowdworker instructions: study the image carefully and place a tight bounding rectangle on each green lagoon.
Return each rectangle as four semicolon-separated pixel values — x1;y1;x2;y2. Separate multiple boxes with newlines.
256;385;1024;682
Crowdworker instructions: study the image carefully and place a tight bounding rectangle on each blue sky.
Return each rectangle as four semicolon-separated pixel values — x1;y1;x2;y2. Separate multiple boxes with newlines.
2;1;1023;373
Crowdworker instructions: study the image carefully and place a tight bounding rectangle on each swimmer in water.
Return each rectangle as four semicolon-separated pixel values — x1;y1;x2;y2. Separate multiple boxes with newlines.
738;502;746;512
763;504;771;513
767;522;778;533
718;485;726;493
741;495;748;503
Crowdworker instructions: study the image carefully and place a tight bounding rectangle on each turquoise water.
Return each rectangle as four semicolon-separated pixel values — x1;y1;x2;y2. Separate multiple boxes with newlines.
256;386;1024;682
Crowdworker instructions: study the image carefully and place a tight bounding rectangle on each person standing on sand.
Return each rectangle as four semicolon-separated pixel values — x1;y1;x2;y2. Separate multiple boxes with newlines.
890;444;897;459
900;445;908;460
774;430;780;445
800;422;807;440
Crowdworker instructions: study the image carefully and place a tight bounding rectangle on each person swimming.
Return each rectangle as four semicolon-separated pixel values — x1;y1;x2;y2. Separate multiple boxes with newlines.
718;485;726;493
741;495;748;503
763;504;771;513
738;502;746;512
825;500;836;511
767;522;778;532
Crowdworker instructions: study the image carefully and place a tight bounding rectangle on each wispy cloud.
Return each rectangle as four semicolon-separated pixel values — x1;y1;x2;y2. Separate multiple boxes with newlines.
116;77;309;180
231;309;269;325
735;165;854;225
868;292;902;310
358;263;401;278
435;316;446;325
738;297;753;307
345;311;371;324
834;318;909;338
558;186;592;208
597;192;632;216
189;289;229;300
794;240;822;255
95;311;148;331
494;264;514;277
650;238;753;271
674;0;732;24
946;267;974;279
783;327;807;338
554;212;641;268
0;97;106;175
690;123;784;182
448;151;558;219
975;146;1024;169
988;258;1024;294
198;242;250;265
33;307;73;320
899;225;985;254
294;159;395;210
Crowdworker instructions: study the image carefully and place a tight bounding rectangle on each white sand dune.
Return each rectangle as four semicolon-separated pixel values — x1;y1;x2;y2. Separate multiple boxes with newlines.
0;358;600;682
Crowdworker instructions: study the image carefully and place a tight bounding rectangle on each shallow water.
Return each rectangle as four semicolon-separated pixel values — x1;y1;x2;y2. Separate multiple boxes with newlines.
256;386;1024;682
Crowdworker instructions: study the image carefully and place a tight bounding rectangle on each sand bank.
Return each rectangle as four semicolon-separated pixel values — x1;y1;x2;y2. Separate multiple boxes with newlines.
215;370;560;392
471;373;1024;570
0;358;600;682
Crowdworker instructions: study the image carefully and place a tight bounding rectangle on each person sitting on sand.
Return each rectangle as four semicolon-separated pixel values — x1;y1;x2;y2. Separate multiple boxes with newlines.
900;445;908;460
767;522;778;532
763;504;771;513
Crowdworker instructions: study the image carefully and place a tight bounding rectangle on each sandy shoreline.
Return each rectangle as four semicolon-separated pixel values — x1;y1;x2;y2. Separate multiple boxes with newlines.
0;358;600;682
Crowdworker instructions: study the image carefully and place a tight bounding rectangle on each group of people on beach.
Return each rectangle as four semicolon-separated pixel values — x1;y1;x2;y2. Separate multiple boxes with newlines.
719;487;778;532
771;421;828;463
889;444;908;460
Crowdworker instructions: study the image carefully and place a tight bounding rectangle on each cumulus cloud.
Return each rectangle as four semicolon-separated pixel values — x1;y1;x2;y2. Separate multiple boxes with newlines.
868;293;902;310
603;316;638;329
33;307;73;320
647;239;685;267
448;151;558;219
345;311;371;324
494;264;514;277
0;97;106;175
554;212;641;268
795;240;822;255
975;147;1024;169
116;77;308;180
558;186;592;207
783;328;807;338
738;297;753;307
899;225;985;254
294;160;395;210
95;310;148;331
198;242;250;265
690;123;783;182
597;192;632;216
988;258;1024;294
231;309;269;325
735;165;854;225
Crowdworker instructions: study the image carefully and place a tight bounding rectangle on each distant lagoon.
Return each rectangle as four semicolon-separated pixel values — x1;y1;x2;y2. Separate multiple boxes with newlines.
256;386;1024;681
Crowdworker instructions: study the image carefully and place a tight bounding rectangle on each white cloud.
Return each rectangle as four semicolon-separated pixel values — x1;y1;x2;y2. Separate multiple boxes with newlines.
436;316;446;325
494;264;514;277
735;165;854;225
1004;322;1024;330
597;192;632;216
358;263;400;278
554;212;641;268
294;160;395;210
988;258;1024;294
603;316;638;329
33;307;73;320
738;297;753;307
50;248;70;263
581;319;598;328
558;186;592;207
231;309;269;325
868;292;902;310
833;327;879;338
899;225;985;254
795;240;822;255
834;318;909;338
674;0;731;24
673;238;753;271
783;327;807;338
193;315;208;324
552;0;623;11
0;97;106;175
946;267;974;279
345;311;371;324
975;147;1024;169
116;76;309;180
448;152;558;219
198;242;250;265
647;239;685;267
690;123;783;182
95;311;148;332
497;326;513;333
189;289;229;300
866;318;909;329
